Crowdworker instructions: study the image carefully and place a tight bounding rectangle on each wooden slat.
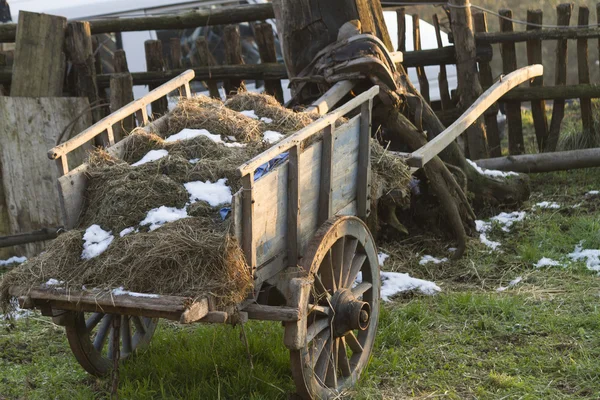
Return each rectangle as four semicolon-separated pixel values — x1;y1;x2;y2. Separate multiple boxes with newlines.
407;65;544;168
48;70;194;160
526;9;549;152
287;145;300;267
244;303;300;321
223;25;246;96
433;13;452;111
546;3;573;152
473;12;502;157
194;37;221;99
318;124;335;225
254;22;284;103
145;40;169;117
577;6;595;143
307;81;356;115
396;8;406;52
238;86;379;176
412;14;430;103
242;173;256;269
357;99;372;219
499;8;524;155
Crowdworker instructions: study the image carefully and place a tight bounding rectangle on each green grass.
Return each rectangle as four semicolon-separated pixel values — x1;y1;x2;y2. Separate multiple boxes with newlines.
2;163;600;398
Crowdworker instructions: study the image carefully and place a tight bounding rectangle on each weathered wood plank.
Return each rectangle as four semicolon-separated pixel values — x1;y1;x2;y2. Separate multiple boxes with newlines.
255;22;284;103
145;40;169;117
433;13;452;111
475;148;600;173
11;11;66;97
526;9;549;152
0;98;93;255
110;73;135;143
396;8;406;52
223;25;246;96
318;125;335;225
194;37;221;99
306;80;356;115
577;6;596;144
287;145;300;267
407;65;544;168
412;14;430;103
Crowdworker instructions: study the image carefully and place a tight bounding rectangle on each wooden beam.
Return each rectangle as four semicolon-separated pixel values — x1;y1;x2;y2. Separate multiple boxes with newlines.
407;65;543;168
475;148;600;173
10;11;66;97
474;27;600;44
306;80;356;115
244;303;300;321
502;83;600;101
0;227;62;248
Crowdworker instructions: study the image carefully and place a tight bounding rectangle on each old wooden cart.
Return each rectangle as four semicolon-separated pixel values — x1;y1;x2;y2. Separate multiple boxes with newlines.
10;59;543;398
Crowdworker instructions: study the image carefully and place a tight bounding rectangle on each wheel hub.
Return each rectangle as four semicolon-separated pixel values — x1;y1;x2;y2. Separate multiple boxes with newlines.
330;288;371;337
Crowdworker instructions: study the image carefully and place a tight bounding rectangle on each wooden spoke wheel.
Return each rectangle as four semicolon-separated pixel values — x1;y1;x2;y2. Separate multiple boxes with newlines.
290;216;380;399
65;312;158;376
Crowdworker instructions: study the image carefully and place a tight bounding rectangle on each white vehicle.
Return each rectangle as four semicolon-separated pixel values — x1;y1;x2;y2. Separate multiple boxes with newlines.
9;0;456;102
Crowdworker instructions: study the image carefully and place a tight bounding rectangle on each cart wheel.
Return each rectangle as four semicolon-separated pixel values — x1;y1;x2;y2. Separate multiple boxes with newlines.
65;312;158;376
289;216;380;399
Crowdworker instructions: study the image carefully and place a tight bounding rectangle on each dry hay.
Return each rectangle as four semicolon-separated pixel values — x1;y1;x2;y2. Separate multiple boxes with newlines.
371;140;412;205
1;92;411;314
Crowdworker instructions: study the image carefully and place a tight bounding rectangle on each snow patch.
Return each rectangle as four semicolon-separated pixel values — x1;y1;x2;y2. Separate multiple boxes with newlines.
534;257;562;268
165;128;211;142
131;149;168;167
189;158;200;164
43;278;64;287
112;287;160;298
1;299;32;322
497;276;522;292
586;190;599;196
240;109;259;119
0;256;27;266
490;211;527;232
534;201;560;209
378;252;389;266
380;272;441;300
467;159;518;178
185;179;232;207
261;116;273;124
81;225;114;260
479;234;502;250
140;206;188;231
568;243;600;272
263;130;284;144
419;255;448;265
119;227;136;237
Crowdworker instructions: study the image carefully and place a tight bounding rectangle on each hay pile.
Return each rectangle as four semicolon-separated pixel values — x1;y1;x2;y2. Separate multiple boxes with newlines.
0;92;411;314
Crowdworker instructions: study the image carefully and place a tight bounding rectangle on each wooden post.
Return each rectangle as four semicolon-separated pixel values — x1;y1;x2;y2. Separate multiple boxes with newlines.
110;73;134;143
223;25;246;96
499;9;524;155
144;40;169;117
0;51;7;96
113;49;130;73
526;10;549;152
170;37;182;69
546;3;573;152
433;13;452;111
473;12;501;157
91;36;103;75
194;37;221;99
412;14;430;103
449;0;488;160
255;22;284;103
577;6;596;145
65;22;101;123
597;3;600;81
0;0;11;23
10;11;66;97
396;8;406;52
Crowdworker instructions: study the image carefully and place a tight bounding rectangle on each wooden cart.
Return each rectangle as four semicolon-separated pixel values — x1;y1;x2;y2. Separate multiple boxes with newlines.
10;61;543;398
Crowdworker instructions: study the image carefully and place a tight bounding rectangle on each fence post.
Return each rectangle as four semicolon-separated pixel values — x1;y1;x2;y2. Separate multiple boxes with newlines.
255;22;284;103
449;0;488;160
223;25;246;96
433;13;452;111
526;9;549;152
113;49;129;73
110;73;134;143
396;8;406;52
473;12;501;157
194;37;221;99
577;6;596;146
144;39;169;117
546;3;573;152
412;14;430;103
170;37;182;70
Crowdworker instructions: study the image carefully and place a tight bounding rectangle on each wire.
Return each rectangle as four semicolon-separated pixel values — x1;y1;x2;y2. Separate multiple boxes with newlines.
381;1;597;29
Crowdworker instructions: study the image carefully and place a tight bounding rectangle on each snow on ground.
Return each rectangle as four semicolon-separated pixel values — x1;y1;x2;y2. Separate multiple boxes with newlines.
165;128;244;148
263;130;284;144
140;206;188;231
43;278;64;287
534;257;562;268
496;276;523;292
586;190;599;196
81;225;114;260
419;255;448;265
1;299;32;322
0;256;27;266
260;117;273;124
240;110;259;119
185;179;232;207
568;243;600;272
112;287;160;298
467;159;518;178
534;201;560;209
119;227;136;237
490;211;527;232
131;149;169;167
189;158;200;164
378;252;389;266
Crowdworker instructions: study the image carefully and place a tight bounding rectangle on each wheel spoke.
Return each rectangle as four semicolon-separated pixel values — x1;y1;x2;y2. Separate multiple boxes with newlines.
85;312;104;333
352;282;372;297
342;238;359;280
309;328;330;368
93;314;113;352
121;316;132;356
325;339;338;388
314;274;332;301
345;331;363;354
338;337;352;377
314;337;332;382
131;316;146;335
308;304;331;316
331;239;345;288
345;253;367;288
319;250;336;293
306;317;330;344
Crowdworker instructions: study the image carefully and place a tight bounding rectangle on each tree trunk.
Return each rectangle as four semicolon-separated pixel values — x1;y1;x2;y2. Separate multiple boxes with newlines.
273;0;530;251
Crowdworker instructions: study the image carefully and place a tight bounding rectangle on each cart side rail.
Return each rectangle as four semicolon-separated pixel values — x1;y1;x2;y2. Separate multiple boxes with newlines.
236;86;379;284
48;69;195;176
